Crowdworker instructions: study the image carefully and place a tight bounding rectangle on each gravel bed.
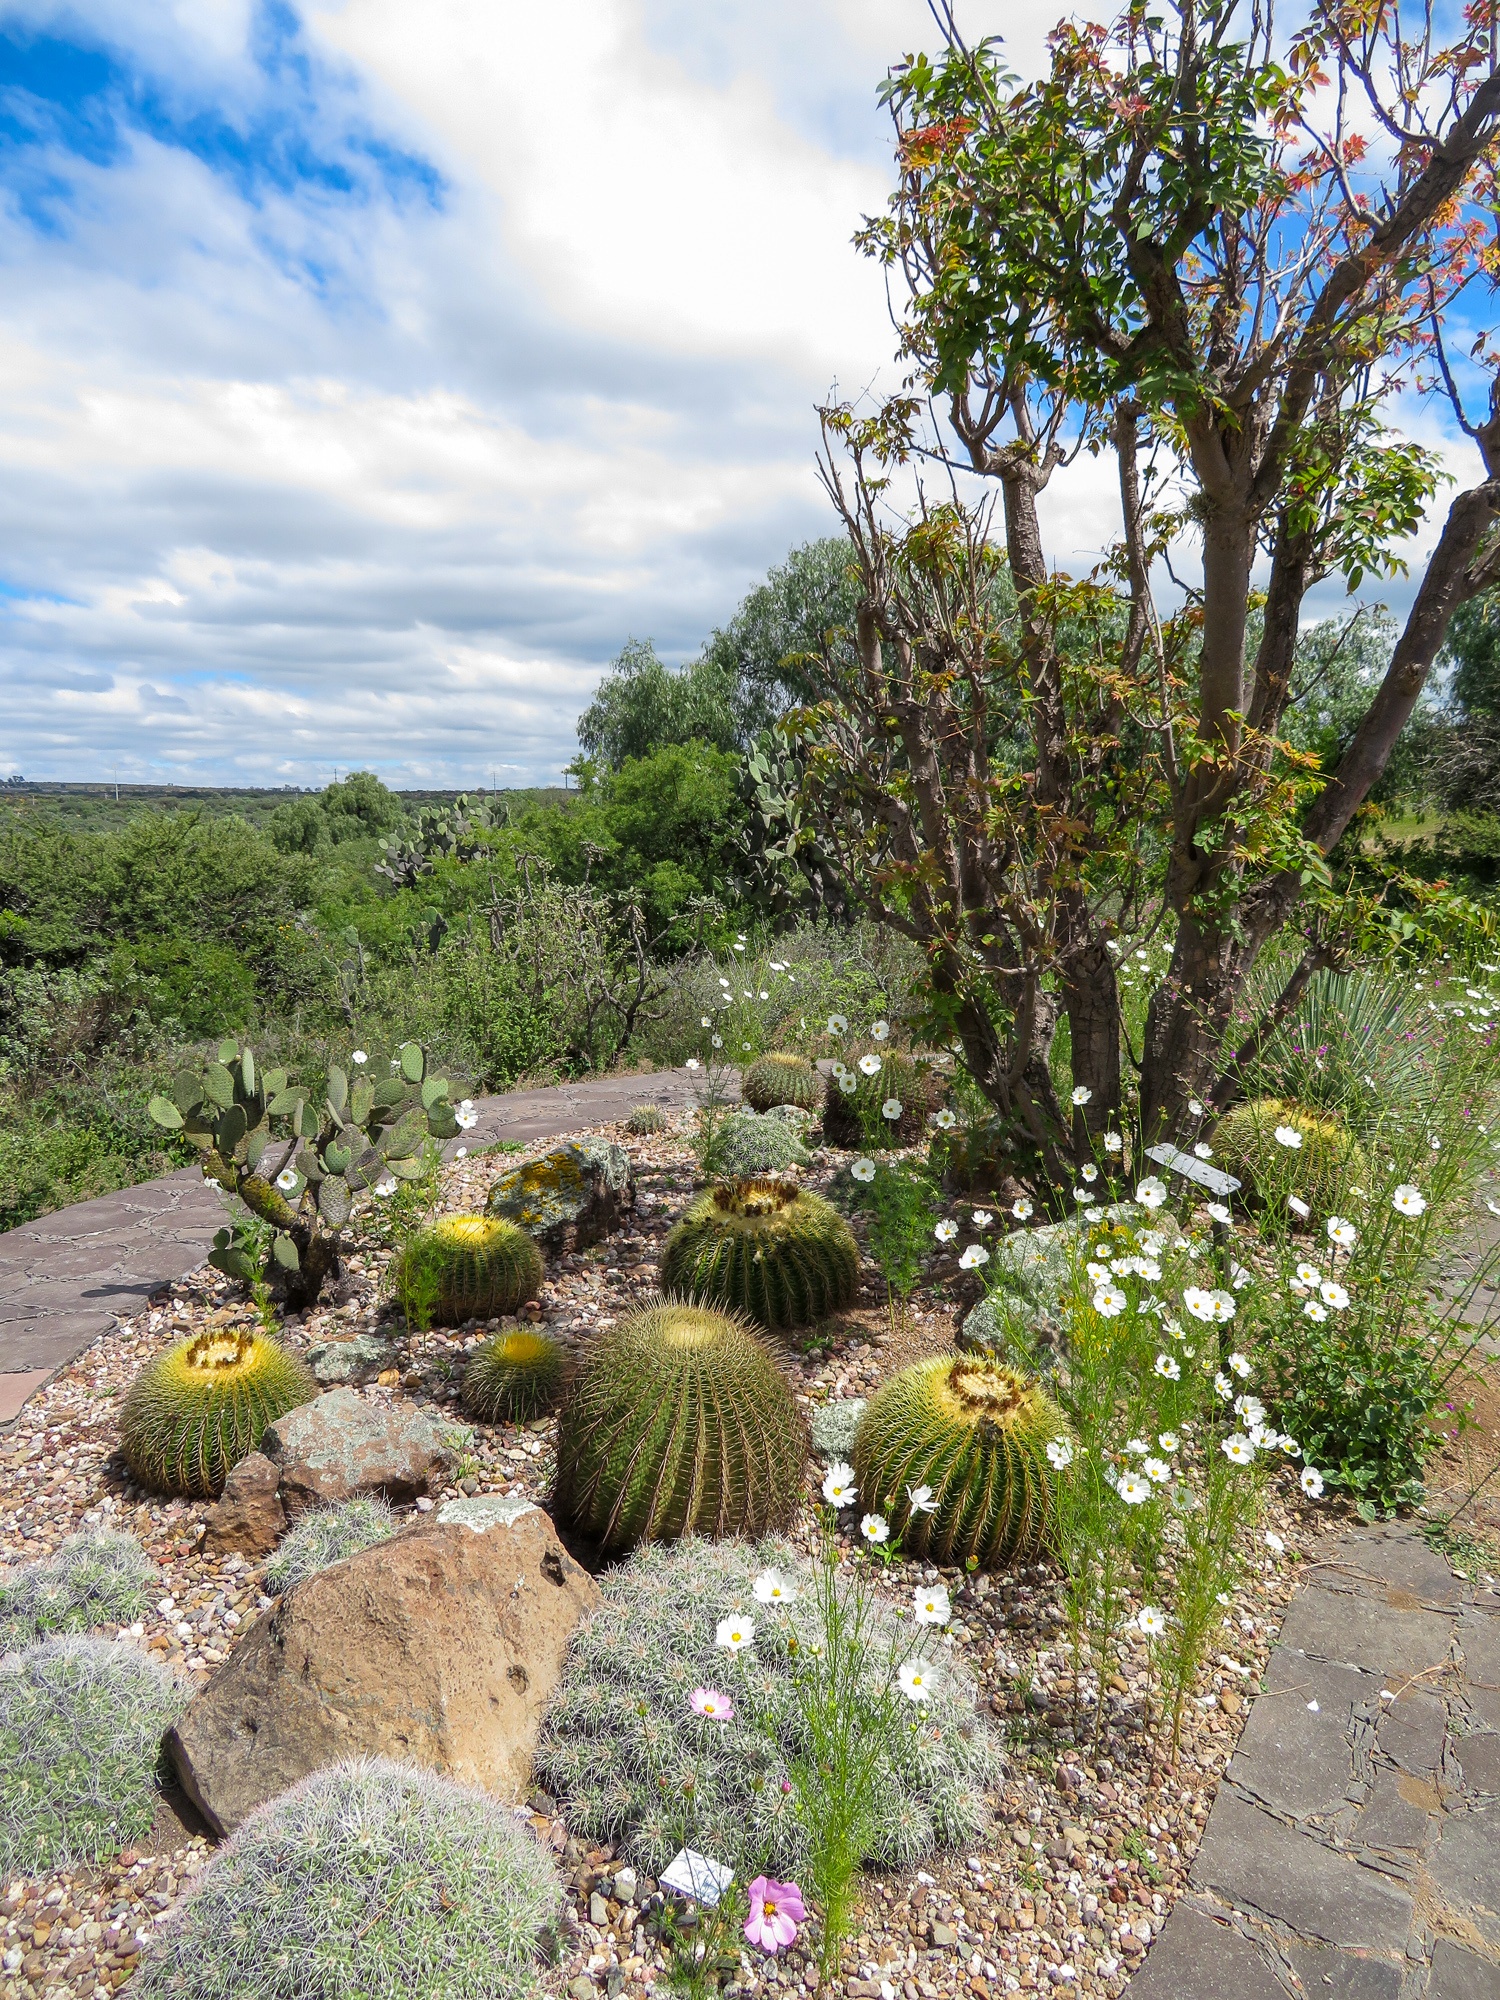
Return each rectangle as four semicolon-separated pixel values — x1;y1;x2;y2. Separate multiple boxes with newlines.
0;1119;1339;2000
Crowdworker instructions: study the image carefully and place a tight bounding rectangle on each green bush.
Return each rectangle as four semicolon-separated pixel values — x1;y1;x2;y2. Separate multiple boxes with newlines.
660;1179;859;1331
130;1757;562;2000
121;1328;318;1497
0;1637;185;1875
265;1498;399;1595
534;1537;995;1875
0;1530;155;1650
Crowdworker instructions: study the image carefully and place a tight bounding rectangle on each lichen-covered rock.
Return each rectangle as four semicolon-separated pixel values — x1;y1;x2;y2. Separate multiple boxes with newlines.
305;1330;400;1387
260;1388;465;1519
486;1140;635;1252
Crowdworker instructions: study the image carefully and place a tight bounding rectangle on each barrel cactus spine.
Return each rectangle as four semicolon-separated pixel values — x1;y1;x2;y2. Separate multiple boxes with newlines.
462;1327;568;1423
660;1178;859;1331
553;1297;807;1549
120;1330;317;1498
396;1215;544;1326
742;1053;824;1115
854;1354;1066;1569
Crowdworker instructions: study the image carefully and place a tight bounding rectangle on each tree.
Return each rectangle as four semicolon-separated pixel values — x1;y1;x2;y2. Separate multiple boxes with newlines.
576;640;741;768
793;0;1500;1162
698;539;864;739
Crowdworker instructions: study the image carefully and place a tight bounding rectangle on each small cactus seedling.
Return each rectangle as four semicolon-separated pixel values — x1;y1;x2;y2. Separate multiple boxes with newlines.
395;1215;544;1326
554;1298;806;1549
660;1179;859;1331
742;1052;824;1115
462;1328;567;1423
626;1104;666;1136
148;1039;460;1308
120;1328;317;1497
854;1354;1066;1569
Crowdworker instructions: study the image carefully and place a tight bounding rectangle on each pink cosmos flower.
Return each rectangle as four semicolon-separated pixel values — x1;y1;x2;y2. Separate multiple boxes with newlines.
744;1877;806;1954
688;1687;734;1721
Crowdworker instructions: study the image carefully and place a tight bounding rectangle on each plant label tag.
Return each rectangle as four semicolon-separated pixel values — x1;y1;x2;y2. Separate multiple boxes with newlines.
660;1848;734;1907
1144;1143;1240;1199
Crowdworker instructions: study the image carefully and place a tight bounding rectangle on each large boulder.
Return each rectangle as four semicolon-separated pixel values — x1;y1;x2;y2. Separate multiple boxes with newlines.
261;1387;464;1519
166;1495;599;1836
201;1451;286;1559
960;1204;1143;1373
486;1140;635;1252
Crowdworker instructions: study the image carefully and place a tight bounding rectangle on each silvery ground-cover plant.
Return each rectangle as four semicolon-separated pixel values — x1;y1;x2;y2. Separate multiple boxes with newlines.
0;1529;154;1651
263;1496;399;1595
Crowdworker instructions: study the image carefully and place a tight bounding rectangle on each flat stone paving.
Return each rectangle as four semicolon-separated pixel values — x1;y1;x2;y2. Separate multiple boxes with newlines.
1130;1522;1500;1999
0;1064;713;1424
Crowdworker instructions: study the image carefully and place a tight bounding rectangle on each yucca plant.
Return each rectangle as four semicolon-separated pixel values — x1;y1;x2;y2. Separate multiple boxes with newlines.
1210;1097;1367;1219
395;1215;544;1326
660;1179;859;1331
120;1329;317;1497
742;1052;824;1115
462;1327;567;1423
553;1299;807;1549
854;1355;1066;1569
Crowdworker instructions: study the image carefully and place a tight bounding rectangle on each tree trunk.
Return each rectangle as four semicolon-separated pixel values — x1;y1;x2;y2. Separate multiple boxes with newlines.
1139;912;1240;1138
1063;932;1122;1143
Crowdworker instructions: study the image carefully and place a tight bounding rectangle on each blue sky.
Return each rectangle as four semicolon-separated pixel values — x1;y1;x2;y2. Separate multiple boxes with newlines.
0;2;1484;787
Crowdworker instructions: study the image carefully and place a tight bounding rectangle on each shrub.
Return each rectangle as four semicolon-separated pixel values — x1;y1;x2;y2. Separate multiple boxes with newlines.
120;1328;318;1497
0;1530;154;1650
553;1299;806;1550
1211;1097;1366;1219
534;1537;996;1876
823;1048;942;1149
265;1498;399;1595
462;1328;567;1423
660;1179;859;1331
130;1757;562;2000
0;1636;185;1875
742;1052;824;1114
703;1107;811;1179
855;1356;1066;1569
395;1216;545;1327
626;1104;666;1135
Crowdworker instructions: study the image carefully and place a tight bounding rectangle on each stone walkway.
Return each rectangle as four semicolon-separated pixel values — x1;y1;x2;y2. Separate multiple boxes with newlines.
1132;1522;1500;1999
0;1064;712;1424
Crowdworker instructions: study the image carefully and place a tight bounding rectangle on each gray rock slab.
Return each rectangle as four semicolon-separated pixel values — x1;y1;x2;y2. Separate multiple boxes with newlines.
1277;1586;1457;1678
1350;1767;1440;1856
1377;1688;1448;1777
1327;1528;1469;1610
1230;1649;1375;1820
1123;1903;1289;2000
1286;1944;1402;2000
1191;1790;1415;1950
1425;1939;1500;1999
1459;1612;1500;1732
1427;1805;1500;1948
1456;1733;1500;1796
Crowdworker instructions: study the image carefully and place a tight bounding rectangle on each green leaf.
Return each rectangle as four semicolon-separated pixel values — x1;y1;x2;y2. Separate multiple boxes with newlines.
324;1141;353;1177
216;1104;248;1157
267;1088;304;1116
263;1066;288;1099
385;1156;426;1181
204;1064;235;1110
373;1078;406;1110
148;1095;184;1131
169;1071;202;1115
240;1047;257;1099
216;1039;239;1063
296;1147;324;1182
400;1042;424;1084
420;1076;449;1111
246;1128;268;1171
327;1066;349;1118
351;1080;374;1127
272;1233;300;1272
426;1105;459;1141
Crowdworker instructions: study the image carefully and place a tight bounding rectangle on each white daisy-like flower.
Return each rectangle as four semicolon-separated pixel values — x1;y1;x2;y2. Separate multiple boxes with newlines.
1205;1202;1232;1224
1012;1196;1033;1220
1093;1284;1128;1318
860;1513;889;1545
1392;1184;1427;1217
1142;1457;1171;1483
935;1108;957;1130
1234;1394;1266;1425
972;1209;993;1228
1221;1435;1256;1465
1183;1286;1217;1322
1046;1439;1074;1470
374;1176;397;1198
1193;1142;1213;1160
1231;1264;1253;1289
1188;1098;1204;1116
827;1014;848;1035
1320;1280;1349;1310
1158;1431;1180;1452
934;1218;959;1243
838;1073;856;1093
275;1167;299;1192
881;1098;903;1121
1072;1085;1092;1106
1073;1188;1093;1204
906;1483;939;1515
898;1658;933;1703
1103;1131;1123;1153
1214;1373;1233;1401
754;1570;797;1608
959;1243;990;1270
455;1100;479;1131
712;1036;723;1049
1227;1352;1252;1378
1085;1205;1105;1222
1249;1423;1279;1448
1081;1163;1099;1183
351;1049;368;1065
858;1053;882;1077
1136;1605;1167;1637
871;1019;890;1041
1125;1437;1150;1455
1327;1216;1357;1248
1274;1125;1304;1149
1153;1353;1181;1380
1303;1299;1328;1322
1085;1260;1110;1284
1301;1466;1325;1498
1288;1194;1311;1219
913;1584;951;1626
455;1147;468;1161
702;1015;712;1028
685;1057;700;1070
1265;1530;1286;1553
1279;1434;1301;1456
1136;1177;1168;1210
716;1615;756;1651
1140;1231;1165;1255
851;1158;876;1183
1296;1262;1321;1286
1117;1473;1152;1505
822;1463;857;1507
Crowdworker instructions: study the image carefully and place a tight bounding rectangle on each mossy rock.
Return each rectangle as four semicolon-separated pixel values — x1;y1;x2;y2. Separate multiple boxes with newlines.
660;1178;859;1331
742;1052;824;1115
486;1140;635;1251
1210;1098;1366;1220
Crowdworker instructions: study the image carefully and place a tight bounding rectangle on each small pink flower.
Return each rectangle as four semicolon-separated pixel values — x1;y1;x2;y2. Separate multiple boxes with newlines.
744;1876;806;1954
688;1686;734;1721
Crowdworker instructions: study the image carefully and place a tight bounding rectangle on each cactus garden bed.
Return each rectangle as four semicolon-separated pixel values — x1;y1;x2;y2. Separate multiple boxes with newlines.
0;1109;1345;2000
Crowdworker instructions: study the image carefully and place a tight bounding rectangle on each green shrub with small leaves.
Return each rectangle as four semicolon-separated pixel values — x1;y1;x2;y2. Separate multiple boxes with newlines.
0;1530;155;1651
742;1052;824;1114
265;1498;399;1595
660;1178;858;1330
462;1328;567;1423
120;1328;317;1497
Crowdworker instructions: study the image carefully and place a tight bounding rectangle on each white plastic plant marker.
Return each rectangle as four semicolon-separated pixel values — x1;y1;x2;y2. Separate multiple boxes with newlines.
660;1849;734;1908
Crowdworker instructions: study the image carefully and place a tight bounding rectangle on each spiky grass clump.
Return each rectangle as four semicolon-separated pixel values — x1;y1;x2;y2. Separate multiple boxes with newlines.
130;1757;561;2000
395;1215;544;1326
0;1636;185;1876
660;1179;858;1331
1210;1097;1367;1219
121;1328;317;1498
823;1048;942;1149
535;1536;996;1876
855;1355;1067;1569
0;1530;154;1650
704;1108;811;1179
265;1497;399;1596
553;1299;806;1550
462;1328;567;1423
742;1052;824;1115
626;1104;667;1136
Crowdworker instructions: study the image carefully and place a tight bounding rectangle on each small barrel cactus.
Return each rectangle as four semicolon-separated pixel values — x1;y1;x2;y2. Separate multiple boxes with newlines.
553;1298;807;1549
1209;1097;1366;1219
854;1354;1067;1569
742;1052;824;1115
823;1048;942;1148
705;1108;811;1179
395;1215;544;1325
462;1327;567;1423
626;1104;667;1135
120;1329;317;1497
660;1178;859;1331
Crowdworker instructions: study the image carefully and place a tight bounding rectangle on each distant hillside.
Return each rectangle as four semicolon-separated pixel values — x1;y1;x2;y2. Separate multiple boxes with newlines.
0;779;571;834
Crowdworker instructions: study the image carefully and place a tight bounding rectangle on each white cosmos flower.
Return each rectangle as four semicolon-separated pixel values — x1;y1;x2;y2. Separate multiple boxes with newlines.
1392;1184;1427;1217
898;1658;933;1703
753;1569;796;1604
827;1014;848;1034
851;1158;876;1183
1301;1466;1325;1497
716;1615;756;1651
1046;1439;1074;1469
351;1049;367;1065
906;1483;939;1515
1327;1216;1357;1247
935;1218;959;1242
858;1054;882;1077
1012;1196;1034;1220
1303;1299;1328;1321
1279;1434;1301;1456
935;1108;957;1129
1249;1423;1279;1448
913;1584;951;1626
1158;1431;1180;1452
1296;1262;1321;1285
275;1167;300;1193
1073;1188;1093;1204
1072;1085;1092;1105
1117;1473;1152;1504
1136;1605;1167;1637
972;1209;993;1228
1214;1373;1233;1401
685;1058;701;1072
1081;1163;1099;1183
1103;1131;1123;1153
1143;1457;1171;1483
1153;1354;1181;1380
1183;1287;1217;1322
1288;1194;1311;1219
455;1101;479;1131
1320;1280;1350;1310
838;1073;856;1093
871;1020;890;1041
1136;1177;1168;1210
1125;1437;1150;1455
882;1098;904;1121
860;1513;889;1545
1193;1142;1213;1159
959;1243;990;1271
1274;1125;1304;1149
1228;1353;1252;1378
702;1016;712;1028
1231;1264;1253;1289
1094;1284;1128;1317
712;1036;723;1049
1085;1205;1105;1222
1206;1202;1232;1224
1221;1435;1256;1465
822;1463;857;1507
1086;1261;1110;1283
1234;1394;1266;1425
